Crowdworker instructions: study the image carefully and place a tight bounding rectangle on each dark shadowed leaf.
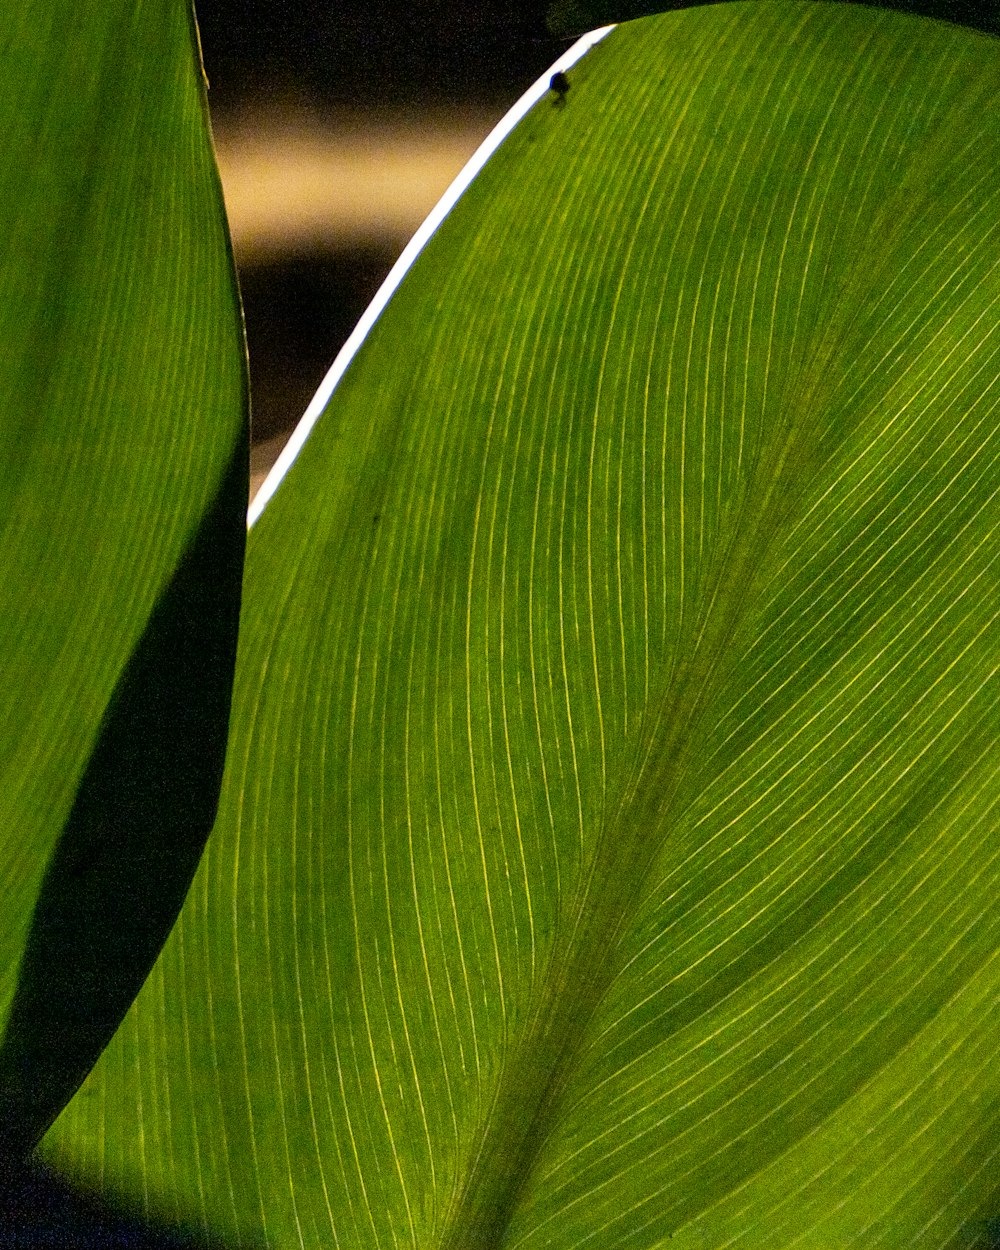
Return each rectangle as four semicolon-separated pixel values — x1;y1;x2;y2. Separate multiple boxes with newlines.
0;0;247;1150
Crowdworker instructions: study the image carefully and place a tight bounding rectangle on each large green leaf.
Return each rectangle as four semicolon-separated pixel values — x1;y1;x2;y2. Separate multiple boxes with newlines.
0;0;247;1149
45;2;1000;1244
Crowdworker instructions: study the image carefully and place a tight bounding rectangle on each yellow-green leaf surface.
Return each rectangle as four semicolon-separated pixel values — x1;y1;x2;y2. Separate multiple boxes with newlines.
46;3;1000;1245
0;1;247;1147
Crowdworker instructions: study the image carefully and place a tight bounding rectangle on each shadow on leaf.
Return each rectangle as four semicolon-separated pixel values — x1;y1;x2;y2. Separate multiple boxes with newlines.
0;427;248;1156
0;1156;258;1249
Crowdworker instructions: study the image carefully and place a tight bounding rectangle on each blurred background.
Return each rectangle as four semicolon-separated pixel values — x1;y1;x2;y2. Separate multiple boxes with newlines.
194;0;570;500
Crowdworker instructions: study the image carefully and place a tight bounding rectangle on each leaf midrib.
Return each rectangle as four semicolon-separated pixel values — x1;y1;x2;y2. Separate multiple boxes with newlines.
430;109;974;1238
435;400;829;1248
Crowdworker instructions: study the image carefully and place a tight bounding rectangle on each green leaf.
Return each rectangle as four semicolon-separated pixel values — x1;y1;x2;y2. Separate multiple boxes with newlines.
44;2;1000;1244
0;0;247;1149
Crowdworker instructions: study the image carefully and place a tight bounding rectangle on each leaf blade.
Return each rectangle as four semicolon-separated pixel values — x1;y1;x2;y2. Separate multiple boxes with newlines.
46;4;1000;1246
0;0;247;1144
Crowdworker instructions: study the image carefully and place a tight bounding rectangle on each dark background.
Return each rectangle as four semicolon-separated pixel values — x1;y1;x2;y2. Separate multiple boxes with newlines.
195;0;565;110
192;0;997;107
195;0;572;488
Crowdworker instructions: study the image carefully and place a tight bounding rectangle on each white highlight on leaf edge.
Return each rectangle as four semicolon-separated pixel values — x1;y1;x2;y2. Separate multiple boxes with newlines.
247;24;617;527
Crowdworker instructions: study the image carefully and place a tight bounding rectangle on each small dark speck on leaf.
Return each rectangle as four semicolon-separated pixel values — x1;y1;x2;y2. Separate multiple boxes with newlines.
372;513;380;526
978;1215;1000;1247
550;71;570;107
